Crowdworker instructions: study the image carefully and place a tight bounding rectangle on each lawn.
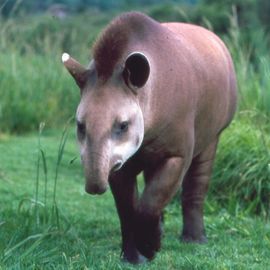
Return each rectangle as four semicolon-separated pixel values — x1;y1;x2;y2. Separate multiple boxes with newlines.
0;128;270;269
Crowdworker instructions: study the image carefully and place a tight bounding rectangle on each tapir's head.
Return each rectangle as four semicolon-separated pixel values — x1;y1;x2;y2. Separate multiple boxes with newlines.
62;51;150;194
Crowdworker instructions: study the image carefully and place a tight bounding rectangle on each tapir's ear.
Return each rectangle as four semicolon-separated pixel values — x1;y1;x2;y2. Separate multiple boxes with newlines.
123;52;150;91
62;53;88;88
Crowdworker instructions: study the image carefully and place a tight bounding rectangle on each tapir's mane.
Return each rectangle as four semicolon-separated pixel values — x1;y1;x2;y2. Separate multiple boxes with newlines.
92;12;156;79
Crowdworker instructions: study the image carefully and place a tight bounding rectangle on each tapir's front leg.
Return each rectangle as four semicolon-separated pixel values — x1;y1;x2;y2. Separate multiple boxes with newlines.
109;172;147;264
134;157;186;259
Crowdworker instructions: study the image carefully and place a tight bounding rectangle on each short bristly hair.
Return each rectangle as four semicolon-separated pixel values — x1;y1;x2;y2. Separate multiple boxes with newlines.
92;12;155;79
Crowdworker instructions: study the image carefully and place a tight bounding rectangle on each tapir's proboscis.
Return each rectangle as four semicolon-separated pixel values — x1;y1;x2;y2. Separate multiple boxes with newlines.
62;12;237;264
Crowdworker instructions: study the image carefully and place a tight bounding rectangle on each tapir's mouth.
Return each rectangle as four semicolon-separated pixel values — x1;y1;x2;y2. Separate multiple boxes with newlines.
110;160;123;173
85;182;108;195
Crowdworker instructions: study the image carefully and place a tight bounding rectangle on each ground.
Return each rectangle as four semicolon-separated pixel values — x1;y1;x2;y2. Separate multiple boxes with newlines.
0;129;270;269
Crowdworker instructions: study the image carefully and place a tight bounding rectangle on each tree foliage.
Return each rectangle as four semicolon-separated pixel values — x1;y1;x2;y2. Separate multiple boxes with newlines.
0;0;194;16
1;0;269;34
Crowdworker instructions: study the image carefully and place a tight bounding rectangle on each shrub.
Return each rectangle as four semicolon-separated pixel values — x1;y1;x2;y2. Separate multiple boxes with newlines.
0;12;112;133
0;52;79;133
212;115;270;217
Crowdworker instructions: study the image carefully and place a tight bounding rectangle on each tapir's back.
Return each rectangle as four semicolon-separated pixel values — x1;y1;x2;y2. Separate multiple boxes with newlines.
152;22;237;155
164;22;237;117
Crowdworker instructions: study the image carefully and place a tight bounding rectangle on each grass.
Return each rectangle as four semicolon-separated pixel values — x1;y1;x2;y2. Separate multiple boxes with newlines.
211;115;270;217
0;128;270;269
0;11;113;133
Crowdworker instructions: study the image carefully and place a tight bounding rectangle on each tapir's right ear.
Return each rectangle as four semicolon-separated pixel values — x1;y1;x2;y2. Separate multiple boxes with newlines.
62;53;88;89
123;52;150;92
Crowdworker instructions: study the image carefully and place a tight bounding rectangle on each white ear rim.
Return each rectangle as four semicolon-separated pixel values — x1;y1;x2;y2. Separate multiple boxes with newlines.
123;51;150;90
125;51;149;62
62;53;70;63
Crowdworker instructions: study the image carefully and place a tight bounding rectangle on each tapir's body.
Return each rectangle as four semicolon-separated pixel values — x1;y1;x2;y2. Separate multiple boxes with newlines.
63;12;237;264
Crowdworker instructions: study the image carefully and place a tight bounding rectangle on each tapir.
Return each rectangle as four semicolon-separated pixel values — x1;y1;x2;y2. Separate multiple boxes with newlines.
62;12;237;264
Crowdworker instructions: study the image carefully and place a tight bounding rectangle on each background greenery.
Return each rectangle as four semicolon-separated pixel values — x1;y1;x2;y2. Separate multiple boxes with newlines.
1;0;270;132
0;0;270;268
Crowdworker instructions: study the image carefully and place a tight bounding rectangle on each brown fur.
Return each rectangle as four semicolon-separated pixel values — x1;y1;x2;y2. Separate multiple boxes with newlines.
92;12;156;79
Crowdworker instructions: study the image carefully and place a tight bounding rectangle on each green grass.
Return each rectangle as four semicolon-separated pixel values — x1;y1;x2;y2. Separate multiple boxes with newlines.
0;129;270;269
212;115;270;217
0;12;113;133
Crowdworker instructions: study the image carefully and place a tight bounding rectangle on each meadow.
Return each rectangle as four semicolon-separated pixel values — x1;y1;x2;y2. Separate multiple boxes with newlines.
0;129;269;269
1;3;270;269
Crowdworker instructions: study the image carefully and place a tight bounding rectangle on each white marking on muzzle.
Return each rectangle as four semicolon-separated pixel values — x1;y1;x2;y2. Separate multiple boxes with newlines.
113;105;144;165
113;141;140;165
112;115;144;166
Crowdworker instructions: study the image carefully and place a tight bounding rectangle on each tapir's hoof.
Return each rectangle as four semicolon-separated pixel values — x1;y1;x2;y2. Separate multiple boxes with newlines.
136;242;158;260
134;213;162;260
121;251;148;264
181;234;208;244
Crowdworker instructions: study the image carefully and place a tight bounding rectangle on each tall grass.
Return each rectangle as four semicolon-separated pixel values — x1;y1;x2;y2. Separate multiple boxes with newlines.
212;115;270;218
0;51;76;132
226;7;270;117
208;10;270;217
2;122;73;264
0;8;269;130
0;12;112;133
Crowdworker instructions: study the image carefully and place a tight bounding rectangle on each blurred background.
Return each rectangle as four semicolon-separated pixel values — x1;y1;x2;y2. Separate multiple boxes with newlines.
0;0;270;215
0;0;270;133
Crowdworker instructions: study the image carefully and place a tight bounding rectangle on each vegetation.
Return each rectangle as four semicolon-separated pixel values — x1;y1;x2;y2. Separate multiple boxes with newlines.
1;1;270;132
0;11;111;133
0;0;270;268
0;129;270;269
1;0;196;16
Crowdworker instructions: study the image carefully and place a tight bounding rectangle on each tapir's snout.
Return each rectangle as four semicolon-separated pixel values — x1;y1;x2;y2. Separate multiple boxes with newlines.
82;155;123;195
81;150;111;195
84;160;123;195
85;181;108;195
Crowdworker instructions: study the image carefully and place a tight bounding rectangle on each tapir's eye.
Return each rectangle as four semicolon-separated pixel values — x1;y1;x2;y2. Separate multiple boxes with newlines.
114;121;129;137
119;121;129;133
77;121;86;138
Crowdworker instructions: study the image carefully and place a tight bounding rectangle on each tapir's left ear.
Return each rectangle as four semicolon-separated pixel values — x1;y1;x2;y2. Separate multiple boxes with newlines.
62;53;88;89
123;52;150;91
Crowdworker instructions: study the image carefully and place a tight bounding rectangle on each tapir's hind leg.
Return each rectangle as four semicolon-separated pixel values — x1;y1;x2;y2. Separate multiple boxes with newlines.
181;138;219;243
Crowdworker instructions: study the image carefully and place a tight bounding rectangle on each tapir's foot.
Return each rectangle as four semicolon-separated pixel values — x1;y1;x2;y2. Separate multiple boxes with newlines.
181;231;208;243
133;213;162;260
121;249;148;264
181;216;208;244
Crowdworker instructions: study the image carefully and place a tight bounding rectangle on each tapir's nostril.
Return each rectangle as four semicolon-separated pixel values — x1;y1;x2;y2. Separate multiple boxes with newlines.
111;161;123;172
85;183;107;195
